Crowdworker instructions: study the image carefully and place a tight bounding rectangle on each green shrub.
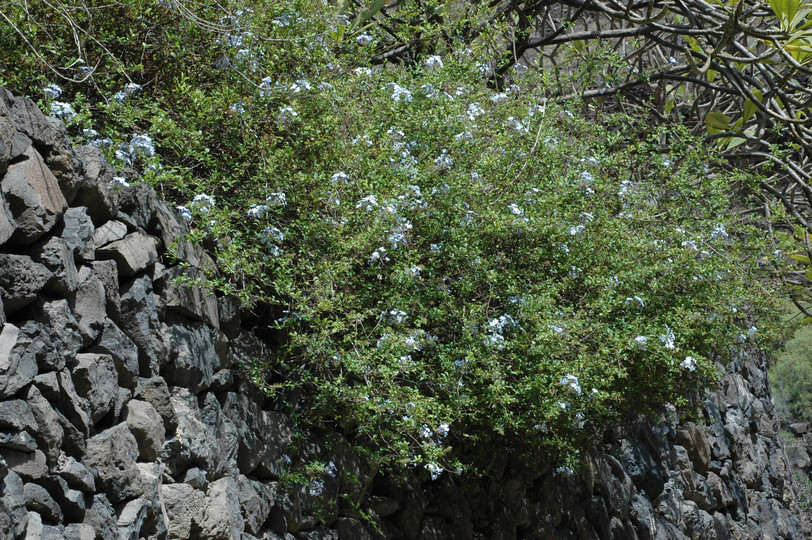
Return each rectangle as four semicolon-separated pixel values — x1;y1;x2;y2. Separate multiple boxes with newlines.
771;324;812;422
0;0;786;477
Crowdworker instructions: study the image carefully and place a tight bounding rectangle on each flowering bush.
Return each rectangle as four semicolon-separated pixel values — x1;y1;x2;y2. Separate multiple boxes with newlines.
0;0;786;477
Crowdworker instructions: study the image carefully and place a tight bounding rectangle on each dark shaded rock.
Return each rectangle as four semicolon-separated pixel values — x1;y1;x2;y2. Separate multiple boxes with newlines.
0;93;14;177
0;254;51;314
162;483;205;539
0;323;37;398
118;275;163;376
162;313;221;394
2;146;67;243
20;511;67;540
117;498;148;540
93;220;127;248
218;294;242;339
0;468;26;539
335;517;373;540
43;134;84;204
31;236;78;295
237;475;277;535
54;369;91;437
0;431;36;453
183;467;207;489
676;423;712;474
63;523;95;540
123;399;165;461
87;318;139;389
24;298;83;369
83;423;142;503
55;455;95;492
0;189;17;246
119;184;159;230
620;438;664;500
71;353;117;424
73;146;118;224
200;392;239;477
58;206;95;261
89;260;120;321
0;449;47;481
136;376;177;433
83;494;118;540
96;228;159;277
155;265;219;328
0;400;38;434
161;388;215;476
23;482;61;524
70;267;107;345
24;386;63;464
7;93;63;148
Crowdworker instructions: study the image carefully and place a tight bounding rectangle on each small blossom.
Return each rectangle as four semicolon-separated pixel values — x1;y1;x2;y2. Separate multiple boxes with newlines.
574;412;586;429
434;150;453;170
82;128;99;139
681;356;697;372
353;67;373;76
559;374;582;397
555;466;574;476
419;424;432;438
267;192;287;206
557;401;569;410
50;101;75;121
260;226;284;243
331;171;349;184
424;55;443;70
625;296;645;310
277;106;298;122
548;324;565;335
465;102;484;121
176;205;192;222
490;92;508;102
406;266;421;278
506;117;526;132
130;134;155;157
711;224;729;240
356;33;373;46
110;176;130;189
634;335;648;348
230;101;246;113
383;309;407;325
660;325;676;350
425;462;443;480
420;83;438;98
325;461;337;478
192;193;215;213
309;480;324;496
43;84;62;99
368;247;389;263
247;204;269;218
508;203;524;217
568;224;585;236
290;79;312;93
390;84;412;103
682;240;698;252
356;195;378;211
455;131;474;142
437;424;450;438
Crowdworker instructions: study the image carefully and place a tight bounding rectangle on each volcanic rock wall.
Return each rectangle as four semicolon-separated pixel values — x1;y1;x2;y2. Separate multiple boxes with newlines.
0;85;806;539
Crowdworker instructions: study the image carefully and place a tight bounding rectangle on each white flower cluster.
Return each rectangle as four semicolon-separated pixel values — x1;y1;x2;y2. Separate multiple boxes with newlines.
483;314;517;349
50;102;76;121
176;206;192;222
43;84;62;99
559;374;582;397
112;82;142;103
681;356;697;372
382;309;408;325
191;193;215;214
425;462;443;481
115;134;156;165
660;325;676;350
625;296;645;310
388;83;412;103
424;55;443;70
247;204;269;218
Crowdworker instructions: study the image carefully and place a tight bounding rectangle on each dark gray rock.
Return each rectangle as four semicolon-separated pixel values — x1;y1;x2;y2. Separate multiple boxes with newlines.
161;483;205;539
0;93;14;177
198;477;245;540
83;423;142;503
182;467;207;489
0;468;26;540
2;146;67;243
24;299;84;369
150;199;189;251
54;369;91;438
63;523;95;540
116;498;148;540
21;511;67;540
154;265;219;329
93;220;127;248
83;494;117;540
123;399;165;461
119;184;159;231
161;388;215;476
0;431;36;453
136;376;177;432
7;93;63;149
23;482;61;524
71;267;107;345
0;254;51;314
0;189;17;246
0;323;37;398
0;400;38;434
237;475;276;535
620;438;664;500
73;146;118;224
55;455;95;493
58;206;95;262
89;260;120;321
96;228;159;277
676;423;712;475
87;319;139;389
218;294;242;339
118;275;164;376
335;517;373;540
31;236;78;296
0;449;47;481
71;353;117;424
200;392;239;477
162;313;221;394
24;386;63;464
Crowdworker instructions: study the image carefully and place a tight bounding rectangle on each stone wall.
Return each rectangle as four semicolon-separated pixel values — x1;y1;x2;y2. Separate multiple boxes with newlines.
0;85;806;540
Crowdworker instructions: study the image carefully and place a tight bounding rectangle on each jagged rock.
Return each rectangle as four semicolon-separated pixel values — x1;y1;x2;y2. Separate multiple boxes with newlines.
71;353;117;424
63;523;95;540
2;146;67;243
200;392;239;477
237;475;277;535
31;236;78;296
119;184;159;231
620;438;664;500
198;477;245;540
0;254;51;314
55;455;95;493
34;474;87;522
73;146;118;224
86;319;139;389
93;220;127;248
183;467;207;489
162;313;221;394
0;323;37;398
96;228;159;277
136;376;177;433
83;494;117;540
83;424;142;503
71;267;106;345
123;400;165;461
335;517;373;540
676;423;712;475
21;511;67;540
0;400;38;434
0;189;17;246
161;483;205;539
297;528;340;540
24;299;84;368
154;265;219;329
0;432;37;453
161;388;215;476
116;498;148;540
58;206;95;262
118;275;164;376
0;449;47;481
89;260;120;320
1;469;26;539
24;386;63;464
7;94;63;149
0;94;14;177
23;483;62;524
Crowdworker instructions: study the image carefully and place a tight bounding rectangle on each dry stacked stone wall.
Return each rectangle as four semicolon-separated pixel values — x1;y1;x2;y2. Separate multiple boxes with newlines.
0;85;807;539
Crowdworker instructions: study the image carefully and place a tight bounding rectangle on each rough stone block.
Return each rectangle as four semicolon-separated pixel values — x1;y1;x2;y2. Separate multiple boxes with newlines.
0;94;14;177
83;424;142;503
135;376;177;433
71;353;118;424
73;146;118;224
58;206;95;262
155;265;219;329
0;449;47;481
116;498;148;540
118;275;163;376
54;455;95;493
70;267;107;345
0;254;51;314
162;313;221;394
93;220;127;249
123;400;165;461
2;146;67;243
25;386;63;465
0;189;16;246
0;323;37;398
89;260;120;321
161;483;205;540
23;482;61;524
97;228;159;277
31;236;78;296
0;398;39;433
198;477;245;540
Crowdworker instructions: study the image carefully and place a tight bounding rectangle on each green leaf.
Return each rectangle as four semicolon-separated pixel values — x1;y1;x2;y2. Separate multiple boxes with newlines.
790;253;811;264
705;112;730;134
350;0;390;32
743;89;763;123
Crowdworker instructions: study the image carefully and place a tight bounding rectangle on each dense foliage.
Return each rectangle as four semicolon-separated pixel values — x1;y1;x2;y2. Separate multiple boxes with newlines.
0;0;788;477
